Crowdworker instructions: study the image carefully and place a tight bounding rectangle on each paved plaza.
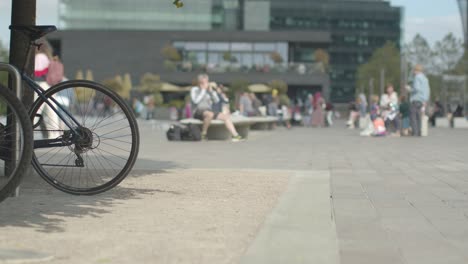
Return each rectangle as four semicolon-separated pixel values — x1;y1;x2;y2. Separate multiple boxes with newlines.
1;120;468;264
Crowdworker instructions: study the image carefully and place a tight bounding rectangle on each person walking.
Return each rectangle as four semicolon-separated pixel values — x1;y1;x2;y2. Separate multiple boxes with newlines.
409;64;430;137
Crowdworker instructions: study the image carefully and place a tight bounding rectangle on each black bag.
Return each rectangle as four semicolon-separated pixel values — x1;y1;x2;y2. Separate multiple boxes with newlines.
166;124;183;141
181;124;201;141
166;124;201;141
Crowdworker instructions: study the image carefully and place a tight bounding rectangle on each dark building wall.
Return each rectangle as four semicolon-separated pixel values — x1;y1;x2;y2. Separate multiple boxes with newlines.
49;29;331;94
269;0;402;102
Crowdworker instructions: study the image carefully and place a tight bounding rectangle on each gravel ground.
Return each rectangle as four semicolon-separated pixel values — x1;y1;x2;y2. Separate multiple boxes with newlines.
0;169;289;264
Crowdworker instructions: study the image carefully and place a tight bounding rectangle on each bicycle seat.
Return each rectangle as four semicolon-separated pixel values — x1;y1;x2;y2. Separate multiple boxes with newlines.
9;25;57;41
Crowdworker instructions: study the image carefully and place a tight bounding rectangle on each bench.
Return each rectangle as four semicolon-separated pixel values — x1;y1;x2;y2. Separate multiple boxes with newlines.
249;116;279;130
180;116;254;140
453;117;468;128
435;117;450;128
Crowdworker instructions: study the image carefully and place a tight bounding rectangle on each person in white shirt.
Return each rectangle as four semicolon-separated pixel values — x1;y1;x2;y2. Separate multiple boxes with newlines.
380;84;400;136
191;74;243;141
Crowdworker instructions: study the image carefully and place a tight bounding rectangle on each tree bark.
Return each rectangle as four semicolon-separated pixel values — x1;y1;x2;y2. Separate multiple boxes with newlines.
9;0;36;108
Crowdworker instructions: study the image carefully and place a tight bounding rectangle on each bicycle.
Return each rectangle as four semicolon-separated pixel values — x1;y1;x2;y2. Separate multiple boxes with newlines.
0;25;140;202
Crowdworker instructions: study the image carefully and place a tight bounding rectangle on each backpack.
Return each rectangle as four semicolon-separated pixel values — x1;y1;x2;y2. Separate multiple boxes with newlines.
46;59;64;86
166;124;183;141
181;124;201;141
166;124;201;141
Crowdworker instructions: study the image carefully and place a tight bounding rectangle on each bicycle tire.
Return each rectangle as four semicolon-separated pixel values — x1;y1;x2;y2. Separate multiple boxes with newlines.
29;80;139;195
0;84;34;203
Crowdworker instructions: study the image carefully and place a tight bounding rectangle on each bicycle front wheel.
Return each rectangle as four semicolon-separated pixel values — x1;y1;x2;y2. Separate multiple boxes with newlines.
30;80;139;195
0;84;33;203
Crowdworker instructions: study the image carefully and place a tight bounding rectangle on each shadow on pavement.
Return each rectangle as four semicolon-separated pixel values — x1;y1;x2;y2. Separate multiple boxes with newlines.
0;159;182;233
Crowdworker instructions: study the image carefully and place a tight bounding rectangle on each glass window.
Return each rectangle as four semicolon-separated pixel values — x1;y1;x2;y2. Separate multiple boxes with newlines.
208;42;229;51
231;42;252;51
208;52;221;64
276;42;288;62
173;41;185;49
241;53;253;67
254;43;275;52
264;54;274;66
253;53;264;65
231;52;242;64
185;42;207;50
193;51;206;64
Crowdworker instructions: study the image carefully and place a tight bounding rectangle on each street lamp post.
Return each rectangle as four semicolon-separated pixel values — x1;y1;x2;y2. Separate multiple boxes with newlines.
458;0;468;47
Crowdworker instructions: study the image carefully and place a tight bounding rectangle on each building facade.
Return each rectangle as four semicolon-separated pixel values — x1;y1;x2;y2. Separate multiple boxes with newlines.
55;0;401;103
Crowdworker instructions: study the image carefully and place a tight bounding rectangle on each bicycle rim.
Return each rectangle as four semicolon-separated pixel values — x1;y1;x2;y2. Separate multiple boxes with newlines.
30;80;139;195
0;85;33;202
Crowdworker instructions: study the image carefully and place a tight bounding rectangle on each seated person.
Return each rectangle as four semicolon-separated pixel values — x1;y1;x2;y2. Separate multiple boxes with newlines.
191;74;243;141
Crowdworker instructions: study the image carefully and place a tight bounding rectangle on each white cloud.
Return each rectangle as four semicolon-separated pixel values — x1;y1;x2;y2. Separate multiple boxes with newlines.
404;15;464;44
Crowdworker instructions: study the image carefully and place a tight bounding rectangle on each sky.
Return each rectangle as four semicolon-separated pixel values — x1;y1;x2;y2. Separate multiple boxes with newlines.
0;0;464;47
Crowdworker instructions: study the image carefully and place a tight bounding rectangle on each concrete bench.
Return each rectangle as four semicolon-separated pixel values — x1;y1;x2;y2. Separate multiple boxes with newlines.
180;116;254;140
453;117;468;128
435;117;450;128
249;116;279;130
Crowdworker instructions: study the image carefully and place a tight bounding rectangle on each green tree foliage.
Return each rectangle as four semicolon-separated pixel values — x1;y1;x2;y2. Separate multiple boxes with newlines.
161;45;181;61
138;73;162;94
356;42;401;94
432;33;464;74
268;79;288;94
404;34;434;73
314;49;330;71
270;52;284;64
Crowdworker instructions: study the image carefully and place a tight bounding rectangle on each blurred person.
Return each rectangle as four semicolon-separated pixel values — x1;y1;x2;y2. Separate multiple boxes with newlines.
369;95;380;121
380;84;398;120
380;84;400;136
358;93;368;117
250;92;262;116
429;100;444;127
239;91;255;116
184;96;192;118
132;98;144;118
145;95;155;120
35;39;65;138
311;92;325;127
347;98;360;129
268;89;279;117
360;95;384;136
409;64;430;136
211;83;229;114
325;102;334;127
399;95;411;136
191;74;243;141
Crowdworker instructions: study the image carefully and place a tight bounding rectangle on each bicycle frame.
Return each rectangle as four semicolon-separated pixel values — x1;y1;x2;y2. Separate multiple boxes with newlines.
0;61;83;149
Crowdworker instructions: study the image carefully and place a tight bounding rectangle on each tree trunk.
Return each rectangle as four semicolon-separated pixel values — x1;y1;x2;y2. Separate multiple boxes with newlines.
9;0;36;108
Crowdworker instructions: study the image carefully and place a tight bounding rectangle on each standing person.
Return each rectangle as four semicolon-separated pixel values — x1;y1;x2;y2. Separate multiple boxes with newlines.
358;93;368;117
347;98;360;129
311;92;325;127
191;74;243;141
409;64;430;137
380;84;400;136
146;96;155;120
267;89;279;117
399;95;411;136
325;102;334;127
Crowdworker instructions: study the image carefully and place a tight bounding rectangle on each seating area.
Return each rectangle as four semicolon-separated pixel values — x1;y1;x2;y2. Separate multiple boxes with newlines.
179;116;279;140
454;117;468;128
